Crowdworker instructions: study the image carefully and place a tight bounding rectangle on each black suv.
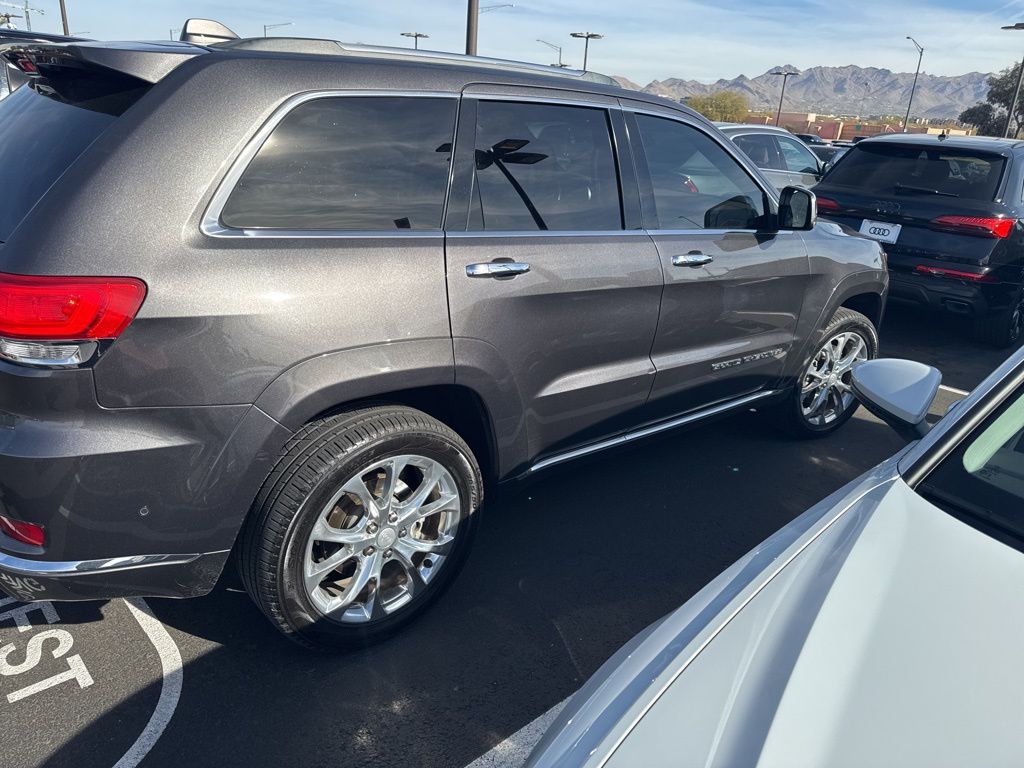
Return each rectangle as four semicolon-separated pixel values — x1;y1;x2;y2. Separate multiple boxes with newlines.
0;22;886;648
815;134;1024;347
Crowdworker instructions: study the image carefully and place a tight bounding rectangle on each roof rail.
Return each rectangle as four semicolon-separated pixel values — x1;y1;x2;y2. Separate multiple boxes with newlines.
211;36;617;85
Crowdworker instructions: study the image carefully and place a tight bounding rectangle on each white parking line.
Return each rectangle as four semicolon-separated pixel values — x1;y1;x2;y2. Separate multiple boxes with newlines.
464;699;568;768
939;384;970;397
113;598;183;768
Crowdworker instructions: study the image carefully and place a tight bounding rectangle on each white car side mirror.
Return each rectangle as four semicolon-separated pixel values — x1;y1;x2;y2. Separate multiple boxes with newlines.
851;358;942;441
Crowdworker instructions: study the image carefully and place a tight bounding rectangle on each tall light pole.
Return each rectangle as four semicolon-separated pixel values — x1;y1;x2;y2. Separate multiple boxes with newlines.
57;0;67;35
466;0;479;55
263;22;291;38
401;31;429;49
771;69;798;126
1002;23;1024;138
537;39;569;68
570;31;602;71
902;36;924;132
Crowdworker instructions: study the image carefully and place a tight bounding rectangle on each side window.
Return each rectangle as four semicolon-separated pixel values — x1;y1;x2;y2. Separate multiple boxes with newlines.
219;96;457;231
732;133;782;170
635;115;767;230
776;135;821;174
470;101;622;231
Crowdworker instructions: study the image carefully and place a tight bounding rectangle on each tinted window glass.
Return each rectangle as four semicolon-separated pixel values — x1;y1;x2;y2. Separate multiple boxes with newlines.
221;97;457;231
0;78;144;241
470;101;622;231
920;387;1024;548
732;133;782;170
776;135;820;174
636;116;766;230
823;143;1005;202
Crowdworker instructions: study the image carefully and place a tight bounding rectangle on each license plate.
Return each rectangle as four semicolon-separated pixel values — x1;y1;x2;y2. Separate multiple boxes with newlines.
859;219;901;244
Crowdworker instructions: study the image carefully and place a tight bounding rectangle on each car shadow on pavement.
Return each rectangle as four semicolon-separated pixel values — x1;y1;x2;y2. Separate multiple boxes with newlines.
41;409;909;768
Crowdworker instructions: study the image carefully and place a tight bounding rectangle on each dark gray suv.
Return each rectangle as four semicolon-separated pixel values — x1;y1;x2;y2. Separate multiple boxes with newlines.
0;26;887;648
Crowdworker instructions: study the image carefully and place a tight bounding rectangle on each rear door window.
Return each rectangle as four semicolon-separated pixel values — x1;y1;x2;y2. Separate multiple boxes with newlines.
823;143;1006;202
776;135;821;174
0;76;144;241
220;96;458;231
732;133;783;171
469;100;622;231
635;116;767;230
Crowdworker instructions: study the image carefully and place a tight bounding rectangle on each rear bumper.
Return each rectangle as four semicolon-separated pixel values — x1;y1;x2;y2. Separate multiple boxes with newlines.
0;360;290;600
889;270;993;316
0;548;230;601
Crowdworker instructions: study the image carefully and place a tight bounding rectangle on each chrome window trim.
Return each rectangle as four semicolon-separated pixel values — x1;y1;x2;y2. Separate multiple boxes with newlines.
201;90;460;240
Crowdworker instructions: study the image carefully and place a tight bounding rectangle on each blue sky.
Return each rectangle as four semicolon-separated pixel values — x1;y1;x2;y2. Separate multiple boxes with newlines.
11;0;1024;83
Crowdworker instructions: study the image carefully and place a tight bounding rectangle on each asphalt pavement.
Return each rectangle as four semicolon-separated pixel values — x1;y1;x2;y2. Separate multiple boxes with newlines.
0;303;1012;768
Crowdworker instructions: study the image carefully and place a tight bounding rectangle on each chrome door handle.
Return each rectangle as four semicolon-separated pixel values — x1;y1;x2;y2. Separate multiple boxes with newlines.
672;252;714;267
466;261;531;278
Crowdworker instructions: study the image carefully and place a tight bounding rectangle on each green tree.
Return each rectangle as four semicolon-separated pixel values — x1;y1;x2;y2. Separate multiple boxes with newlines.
687;91;750;123
958;63;1024;137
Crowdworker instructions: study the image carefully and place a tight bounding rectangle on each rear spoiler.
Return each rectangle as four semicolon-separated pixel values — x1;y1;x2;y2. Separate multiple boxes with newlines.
1;36;204;95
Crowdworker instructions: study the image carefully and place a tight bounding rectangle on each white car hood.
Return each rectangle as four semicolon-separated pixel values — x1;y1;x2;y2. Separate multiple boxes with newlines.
606;478;1024;768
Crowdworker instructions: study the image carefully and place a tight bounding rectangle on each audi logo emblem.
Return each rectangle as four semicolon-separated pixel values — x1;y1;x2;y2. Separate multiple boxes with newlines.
872;200;901;215
868;226;891;236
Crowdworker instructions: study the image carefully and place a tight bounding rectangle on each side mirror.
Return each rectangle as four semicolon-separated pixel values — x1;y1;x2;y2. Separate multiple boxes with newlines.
778;186;816;230
179;19;239;45
851;359;942;442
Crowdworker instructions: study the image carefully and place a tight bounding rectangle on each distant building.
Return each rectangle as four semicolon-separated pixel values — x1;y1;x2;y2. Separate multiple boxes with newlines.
743;110;973;140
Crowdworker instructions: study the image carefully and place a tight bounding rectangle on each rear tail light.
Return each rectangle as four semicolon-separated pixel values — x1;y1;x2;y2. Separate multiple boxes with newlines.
0;273;146;368
914;265;994;282
929;215;1015;239
815;196;840;212
0;515;45;547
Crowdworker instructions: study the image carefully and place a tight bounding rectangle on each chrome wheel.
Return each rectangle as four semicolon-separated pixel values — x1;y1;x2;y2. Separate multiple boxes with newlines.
302;454;461;624
800;330;869;427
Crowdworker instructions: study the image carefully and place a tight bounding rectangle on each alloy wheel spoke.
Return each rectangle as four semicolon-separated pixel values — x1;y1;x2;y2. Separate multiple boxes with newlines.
400;462;445;513
303;548;357;593
310;516;370;546
392;548;429;598
402;490;459;527
396;533;454;558
330;551;382;613
341;474;381;518
379;456;409;513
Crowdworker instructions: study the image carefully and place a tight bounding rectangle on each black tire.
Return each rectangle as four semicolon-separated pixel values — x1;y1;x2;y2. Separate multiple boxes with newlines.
974;296;1024;349
772;307;879;438
238;406;482;650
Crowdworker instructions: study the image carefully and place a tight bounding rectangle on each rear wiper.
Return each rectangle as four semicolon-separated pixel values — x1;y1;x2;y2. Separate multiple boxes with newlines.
894;182;959;198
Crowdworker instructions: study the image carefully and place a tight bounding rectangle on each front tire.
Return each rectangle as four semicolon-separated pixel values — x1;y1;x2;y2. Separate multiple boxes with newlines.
773;307;878;438
238;406;482;650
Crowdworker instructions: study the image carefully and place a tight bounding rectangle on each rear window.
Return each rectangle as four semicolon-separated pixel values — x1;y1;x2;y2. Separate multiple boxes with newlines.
0;72;146;241
220;96;458;231
823;143;1006;202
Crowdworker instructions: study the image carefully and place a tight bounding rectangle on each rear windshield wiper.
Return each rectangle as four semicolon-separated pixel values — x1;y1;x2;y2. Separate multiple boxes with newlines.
894;182;959;198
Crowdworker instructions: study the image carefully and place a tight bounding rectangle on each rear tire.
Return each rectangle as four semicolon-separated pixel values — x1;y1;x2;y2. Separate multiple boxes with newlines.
772;307;879;438
238;406;482;650
974;295;1024;349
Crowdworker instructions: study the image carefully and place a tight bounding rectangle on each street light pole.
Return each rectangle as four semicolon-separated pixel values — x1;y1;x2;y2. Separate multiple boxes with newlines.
902;36;924;132
537;39;568;68
771;69;798;126
1002;23;1024;138
263;22;292;38
466;0;479;55
401;31;429;50
57;0;68;35
570;31;602;71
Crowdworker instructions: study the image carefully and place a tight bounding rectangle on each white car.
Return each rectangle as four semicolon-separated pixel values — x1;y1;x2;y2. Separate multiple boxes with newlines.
527;350;1024;767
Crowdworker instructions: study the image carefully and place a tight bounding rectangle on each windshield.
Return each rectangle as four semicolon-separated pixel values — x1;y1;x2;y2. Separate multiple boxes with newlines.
823;143;1006;202
0;73;146;241
920;386;1024;547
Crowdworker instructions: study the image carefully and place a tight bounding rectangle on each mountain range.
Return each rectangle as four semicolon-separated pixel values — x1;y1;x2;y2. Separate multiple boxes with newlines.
613;65;992;120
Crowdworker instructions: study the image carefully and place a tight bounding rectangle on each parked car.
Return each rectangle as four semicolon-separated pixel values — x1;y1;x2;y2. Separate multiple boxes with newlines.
814;134;1024;347
527;347;1024;768
718;123;826;189
810;143;848;166
0;21;887;649
795;132;828;145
